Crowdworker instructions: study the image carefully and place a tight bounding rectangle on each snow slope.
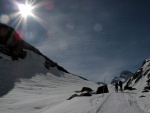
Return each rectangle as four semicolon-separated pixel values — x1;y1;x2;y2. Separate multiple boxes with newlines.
0;46;150;113
0;50;100;113
0;73;100;113
1;82;149;113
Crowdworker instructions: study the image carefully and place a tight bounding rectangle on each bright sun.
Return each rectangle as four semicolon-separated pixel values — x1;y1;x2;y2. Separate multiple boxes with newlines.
11;0;46;29
18;3;33;18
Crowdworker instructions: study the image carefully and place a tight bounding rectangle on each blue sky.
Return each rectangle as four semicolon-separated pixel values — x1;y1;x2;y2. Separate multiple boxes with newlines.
1;0;150;83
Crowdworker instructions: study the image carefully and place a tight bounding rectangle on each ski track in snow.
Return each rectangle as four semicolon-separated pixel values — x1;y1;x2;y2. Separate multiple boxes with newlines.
95;91;149;113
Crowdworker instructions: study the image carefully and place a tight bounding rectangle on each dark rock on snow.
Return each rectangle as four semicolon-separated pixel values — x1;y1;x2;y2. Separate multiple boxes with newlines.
81;87;93;92
67;93;92;100
139;95;146;98
96;85;109;94
124;86;136;91
142;90;149;93
75;87;93;93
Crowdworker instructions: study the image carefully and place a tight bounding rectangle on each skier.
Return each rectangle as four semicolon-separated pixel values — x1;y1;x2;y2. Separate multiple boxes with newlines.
119;80;123;92
115;82;118;93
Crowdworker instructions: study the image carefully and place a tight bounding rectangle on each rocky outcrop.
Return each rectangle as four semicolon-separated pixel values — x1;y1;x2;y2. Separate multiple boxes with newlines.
96;85;109;94
75;87;93;93
0;23;26;60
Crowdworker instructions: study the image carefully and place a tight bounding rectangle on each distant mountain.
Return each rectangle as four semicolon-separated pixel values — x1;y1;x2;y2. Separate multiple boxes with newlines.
111;70;133;84
96;82;107;85
120;71;133;81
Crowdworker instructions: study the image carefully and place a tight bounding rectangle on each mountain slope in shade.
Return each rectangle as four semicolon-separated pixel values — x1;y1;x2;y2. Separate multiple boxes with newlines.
0;23;73;97
0;50;63;96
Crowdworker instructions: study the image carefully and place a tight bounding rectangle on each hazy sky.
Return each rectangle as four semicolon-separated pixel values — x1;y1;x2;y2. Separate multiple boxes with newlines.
1;0;150;83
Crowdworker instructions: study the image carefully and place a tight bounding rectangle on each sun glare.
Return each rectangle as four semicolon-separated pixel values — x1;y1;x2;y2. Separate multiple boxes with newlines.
10;0;49;30
18;3;33;18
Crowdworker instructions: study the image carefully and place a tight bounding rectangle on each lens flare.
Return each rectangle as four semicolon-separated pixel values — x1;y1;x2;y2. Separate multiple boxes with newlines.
0;14;10;24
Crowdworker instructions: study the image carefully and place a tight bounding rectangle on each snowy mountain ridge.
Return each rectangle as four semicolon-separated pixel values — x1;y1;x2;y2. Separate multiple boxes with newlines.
0;23;88;97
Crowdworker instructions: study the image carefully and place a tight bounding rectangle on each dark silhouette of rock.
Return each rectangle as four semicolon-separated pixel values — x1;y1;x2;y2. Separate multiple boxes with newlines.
124;86;136;90
68;85;110;100
80;87;93;92
67;93;92;100
67;94;79;100
75;87;93;93
96;85;109;94
0;23;27;60
146;79;150;86
139;95;146;98
142;90;149;93
144;86;150;90
80;92;92;96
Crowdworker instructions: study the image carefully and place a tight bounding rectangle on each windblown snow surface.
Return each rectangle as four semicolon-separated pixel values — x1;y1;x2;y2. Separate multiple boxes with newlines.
0;51;150;113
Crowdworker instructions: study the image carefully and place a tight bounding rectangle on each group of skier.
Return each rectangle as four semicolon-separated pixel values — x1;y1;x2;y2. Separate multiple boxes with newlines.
115;80;123;92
